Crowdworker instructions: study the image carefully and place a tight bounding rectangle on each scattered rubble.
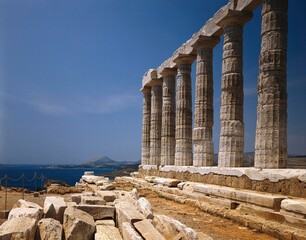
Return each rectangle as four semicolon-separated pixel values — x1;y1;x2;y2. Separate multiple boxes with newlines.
0;172;205;240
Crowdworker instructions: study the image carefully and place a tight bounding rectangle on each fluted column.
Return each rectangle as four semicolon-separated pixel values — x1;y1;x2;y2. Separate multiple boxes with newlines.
255;0;288;168
216;10;252;167
192;36;220;167
149;79;163;165
160;68;177;166
141;86;151;165
174;55;195;166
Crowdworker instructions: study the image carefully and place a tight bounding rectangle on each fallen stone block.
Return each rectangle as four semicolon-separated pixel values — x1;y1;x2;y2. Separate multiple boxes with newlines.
95;225;123;240
136;197;153;219
81;196;106;205
13;199;43;214
152;177;180;187
98;184;115;190
81;175;106;184
8;207;42;222
84;171;95;176
130;188;139;200
153;214;198;240
0;217;37;240
63;207;95;240
281;199;306;216
75;204;115;220
121;222;143;240
95;219;115;227
115;201;145;232
71;194;83;204
134;219;165;240
38;218;63;240
96;190;116;202
44;196;67;223
177;182;186;190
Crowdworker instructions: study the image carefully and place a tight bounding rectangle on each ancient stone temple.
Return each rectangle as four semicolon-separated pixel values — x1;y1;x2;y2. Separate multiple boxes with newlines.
141;0;288;169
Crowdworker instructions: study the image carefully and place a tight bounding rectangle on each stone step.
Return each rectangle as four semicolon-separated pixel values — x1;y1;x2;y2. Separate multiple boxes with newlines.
193;183;286;211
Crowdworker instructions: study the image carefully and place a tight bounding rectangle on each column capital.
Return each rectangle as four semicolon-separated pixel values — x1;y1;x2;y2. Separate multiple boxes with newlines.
160;68;177;77
191;36;220;50
173;54;196;65
215;9;253;28
141;86;151;94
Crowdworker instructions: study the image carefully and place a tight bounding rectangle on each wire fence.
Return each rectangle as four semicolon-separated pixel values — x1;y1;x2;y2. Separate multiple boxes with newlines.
0;172;46;212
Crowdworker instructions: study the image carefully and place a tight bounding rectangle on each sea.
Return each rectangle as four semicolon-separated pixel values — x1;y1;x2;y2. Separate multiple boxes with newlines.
0;165;115;191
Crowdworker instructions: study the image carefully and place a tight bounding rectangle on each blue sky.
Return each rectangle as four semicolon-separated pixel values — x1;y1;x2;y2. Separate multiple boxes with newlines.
0;0;305;164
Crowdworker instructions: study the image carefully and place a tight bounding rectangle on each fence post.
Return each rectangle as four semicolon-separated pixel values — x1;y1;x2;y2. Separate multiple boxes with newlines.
4;175;7;212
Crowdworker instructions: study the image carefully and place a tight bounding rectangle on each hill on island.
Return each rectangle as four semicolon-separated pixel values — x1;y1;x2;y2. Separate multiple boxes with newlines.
84;156;118;167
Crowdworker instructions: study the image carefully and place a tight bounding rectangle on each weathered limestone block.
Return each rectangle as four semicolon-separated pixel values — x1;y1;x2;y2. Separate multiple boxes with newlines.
153;215;198;240
114;190;137;205
0;217;37;240
71;194;82;204
134;219;165;240
13;199;43;213
81;196;106;205
121;222;143;240
115;201;145;233
194;184;285;210
63;207;95;240
8;207;42;222
81;175;106;184
75;205;115;220
152;177;180;187
281;199;306;215
96;190;116;202
84;171;95;176
95;219;115;227
95;225;123;240
136;197;153;219
38;218;63;240
98;183;115;190
44;196;67;223
141;86;151;165
130;188;139;201
177;182;186;190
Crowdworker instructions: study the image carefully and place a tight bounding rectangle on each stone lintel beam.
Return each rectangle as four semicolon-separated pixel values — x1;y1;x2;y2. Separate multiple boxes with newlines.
141;86;151;94
236;0;263;11
149;78;163;87
160;67;177;78
191;35;220;50
215;9;253;27
173;54;196;65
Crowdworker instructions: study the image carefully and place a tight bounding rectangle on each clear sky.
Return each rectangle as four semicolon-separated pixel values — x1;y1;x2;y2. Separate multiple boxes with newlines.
0;0;305;164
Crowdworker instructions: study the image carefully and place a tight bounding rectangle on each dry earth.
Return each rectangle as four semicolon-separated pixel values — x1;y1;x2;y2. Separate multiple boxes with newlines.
0;183;277;240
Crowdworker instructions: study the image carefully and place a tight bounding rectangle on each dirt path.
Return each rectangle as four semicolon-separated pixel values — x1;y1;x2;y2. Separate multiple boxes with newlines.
115;180;277;240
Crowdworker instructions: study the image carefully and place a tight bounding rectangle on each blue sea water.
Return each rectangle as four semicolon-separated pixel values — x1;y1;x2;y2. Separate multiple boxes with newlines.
0;165;115;191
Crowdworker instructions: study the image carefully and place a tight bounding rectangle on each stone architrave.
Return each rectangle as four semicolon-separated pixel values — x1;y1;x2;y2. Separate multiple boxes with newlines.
192;36;220;167
141;86;151;165
160;68;177;166
254;0;288;168
149;78;163;165
174;54;195;166
216;10;253;167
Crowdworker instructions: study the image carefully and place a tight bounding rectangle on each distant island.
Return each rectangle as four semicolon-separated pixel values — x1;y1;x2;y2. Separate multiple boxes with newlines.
42;156;140;170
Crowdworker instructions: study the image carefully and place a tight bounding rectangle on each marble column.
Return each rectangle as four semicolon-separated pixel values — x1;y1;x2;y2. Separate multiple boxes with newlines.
174;55;195;166
255;0;288;168
192;36;220;167
217;10;252;167
149;79;163;165
160;68;177;166
141;86;151;165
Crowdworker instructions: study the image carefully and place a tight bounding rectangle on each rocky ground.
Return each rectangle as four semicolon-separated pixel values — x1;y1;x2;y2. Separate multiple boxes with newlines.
0;182;277;240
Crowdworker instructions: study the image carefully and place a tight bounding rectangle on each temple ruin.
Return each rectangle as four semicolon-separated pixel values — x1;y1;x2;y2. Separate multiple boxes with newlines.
141;0;288;169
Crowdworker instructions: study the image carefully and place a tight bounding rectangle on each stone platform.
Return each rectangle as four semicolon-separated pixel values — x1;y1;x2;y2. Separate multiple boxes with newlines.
138;165;306;198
